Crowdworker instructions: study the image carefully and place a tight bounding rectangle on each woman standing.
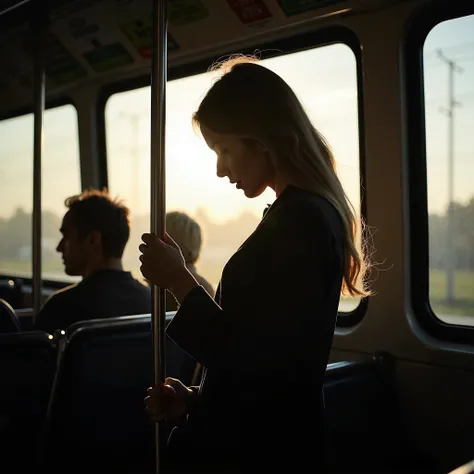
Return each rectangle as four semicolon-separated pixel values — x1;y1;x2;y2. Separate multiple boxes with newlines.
140;56;371;473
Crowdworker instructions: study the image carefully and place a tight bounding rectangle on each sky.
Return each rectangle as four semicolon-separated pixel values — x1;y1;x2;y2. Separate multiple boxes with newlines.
0;13;472;223
424;15;474;212
0;11;472;290
105;42;360;223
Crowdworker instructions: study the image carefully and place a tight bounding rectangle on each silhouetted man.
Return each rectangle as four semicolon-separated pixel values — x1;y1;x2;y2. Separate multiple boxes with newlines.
34;189;151;333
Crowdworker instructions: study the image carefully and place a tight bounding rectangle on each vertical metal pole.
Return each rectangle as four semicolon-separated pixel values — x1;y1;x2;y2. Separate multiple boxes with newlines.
151;0;167;472
32;1;47;319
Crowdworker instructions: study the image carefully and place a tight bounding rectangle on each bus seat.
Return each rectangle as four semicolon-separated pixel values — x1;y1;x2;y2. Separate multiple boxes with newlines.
0;298;20;333
323;355;434;473
40;313;198;472
0;278;23;309
0;331;56;472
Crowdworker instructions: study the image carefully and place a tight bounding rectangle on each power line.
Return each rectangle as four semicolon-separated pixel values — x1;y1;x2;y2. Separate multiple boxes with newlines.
425;42;474;59
437;49;463;305
425;91;474;106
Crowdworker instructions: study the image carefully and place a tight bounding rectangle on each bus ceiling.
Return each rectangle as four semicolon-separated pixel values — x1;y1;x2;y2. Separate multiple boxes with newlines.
0;0;411;119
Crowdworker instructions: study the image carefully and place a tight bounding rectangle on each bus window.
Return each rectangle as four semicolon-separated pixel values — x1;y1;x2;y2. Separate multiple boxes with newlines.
105;42;362;314
0;104;81;284
424;14;474;326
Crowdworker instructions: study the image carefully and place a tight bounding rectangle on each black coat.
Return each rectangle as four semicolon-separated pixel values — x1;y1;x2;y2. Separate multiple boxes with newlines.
166;185;345;473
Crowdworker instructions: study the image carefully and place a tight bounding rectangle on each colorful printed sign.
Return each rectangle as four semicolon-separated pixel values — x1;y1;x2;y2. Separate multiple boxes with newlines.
168;0;209;26
226;0;272;24
277;0;347;17
82;41;134;72
3;0;352;104
120;15;180;59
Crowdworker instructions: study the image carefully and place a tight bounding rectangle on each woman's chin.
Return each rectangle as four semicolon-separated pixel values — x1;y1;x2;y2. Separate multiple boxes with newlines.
243;186;266;199
243;189;256;198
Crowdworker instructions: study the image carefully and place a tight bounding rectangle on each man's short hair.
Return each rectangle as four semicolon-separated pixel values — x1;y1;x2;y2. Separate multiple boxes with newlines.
166;211;202;265
65;188;130;258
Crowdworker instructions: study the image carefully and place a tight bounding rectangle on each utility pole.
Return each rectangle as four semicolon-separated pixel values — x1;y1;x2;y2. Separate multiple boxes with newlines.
437;49;463;305
119;112;143;211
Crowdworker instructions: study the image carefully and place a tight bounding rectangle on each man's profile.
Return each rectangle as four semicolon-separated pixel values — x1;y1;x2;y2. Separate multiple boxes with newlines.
34;188;151;333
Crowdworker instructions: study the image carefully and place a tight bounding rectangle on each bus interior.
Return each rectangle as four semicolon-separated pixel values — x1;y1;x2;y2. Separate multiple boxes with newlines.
0;0;473;472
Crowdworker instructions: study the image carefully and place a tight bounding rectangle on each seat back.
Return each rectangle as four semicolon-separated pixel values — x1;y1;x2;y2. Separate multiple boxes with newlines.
324;355;434;473
0;331;56;472
0;297;20;333
41;313;198;472
0;278;23;310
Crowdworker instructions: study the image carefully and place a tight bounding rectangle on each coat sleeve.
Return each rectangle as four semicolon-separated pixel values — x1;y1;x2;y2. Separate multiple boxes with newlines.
166;201;341;380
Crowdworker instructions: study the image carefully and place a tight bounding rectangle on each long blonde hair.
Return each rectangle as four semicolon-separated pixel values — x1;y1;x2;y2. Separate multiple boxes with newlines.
193;55;371;297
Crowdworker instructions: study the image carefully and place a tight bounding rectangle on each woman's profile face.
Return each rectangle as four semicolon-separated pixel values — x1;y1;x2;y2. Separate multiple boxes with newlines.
201;125;274;199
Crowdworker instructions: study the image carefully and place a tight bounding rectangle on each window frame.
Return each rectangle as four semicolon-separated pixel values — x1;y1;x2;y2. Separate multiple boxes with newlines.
0;98;79;287
404;0;474;343
0;97;72;122
96;25;368;326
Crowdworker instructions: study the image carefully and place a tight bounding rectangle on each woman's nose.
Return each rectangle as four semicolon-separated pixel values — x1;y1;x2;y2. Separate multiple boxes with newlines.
216;156;228;178
216;167;227;178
